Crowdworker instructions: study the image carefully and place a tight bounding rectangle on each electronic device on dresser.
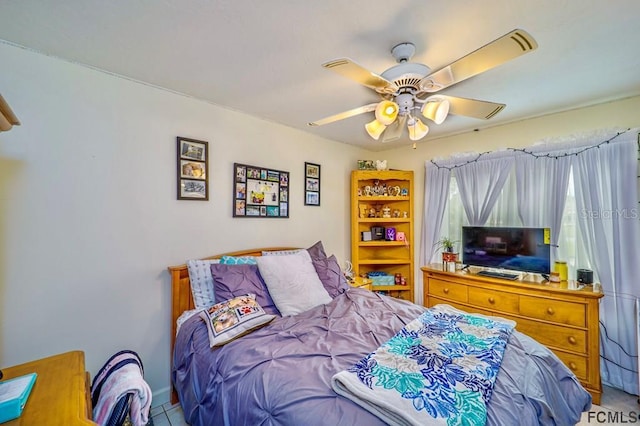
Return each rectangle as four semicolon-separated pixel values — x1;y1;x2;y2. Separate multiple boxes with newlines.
461;226;551;278
577;268;594;284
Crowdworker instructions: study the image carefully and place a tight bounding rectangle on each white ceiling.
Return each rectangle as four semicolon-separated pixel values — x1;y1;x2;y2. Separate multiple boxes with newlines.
1;0;640;151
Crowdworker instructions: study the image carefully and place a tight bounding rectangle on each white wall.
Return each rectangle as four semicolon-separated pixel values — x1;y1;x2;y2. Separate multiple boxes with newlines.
0;43;368;404
383;95;640;305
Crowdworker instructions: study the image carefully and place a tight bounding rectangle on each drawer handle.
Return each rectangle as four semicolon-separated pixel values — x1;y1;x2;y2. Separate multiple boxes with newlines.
569;362;577;370
547;307;555;315
443;288;450;294
488;297;496;304
568;336;577;345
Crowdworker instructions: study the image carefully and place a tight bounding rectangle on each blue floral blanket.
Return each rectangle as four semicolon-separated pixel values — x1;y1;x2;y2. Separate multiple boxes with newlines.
331;304;516;426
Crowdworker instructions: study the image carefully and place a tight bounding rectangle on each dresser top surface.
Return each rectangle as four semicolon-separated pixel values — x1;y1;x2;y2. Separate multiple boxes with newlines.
422;264;603;299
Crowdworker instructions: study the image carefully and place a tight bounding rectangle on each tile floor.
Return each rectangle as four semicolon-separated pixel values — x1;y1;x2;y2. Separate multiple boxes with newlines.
150;402;188;426
152;385;638;425
578;385;639;425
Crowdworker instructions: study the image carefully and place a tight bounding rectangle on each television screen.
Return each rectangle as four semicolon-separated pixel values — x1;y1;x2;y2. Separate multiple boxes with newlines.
461;226;551;274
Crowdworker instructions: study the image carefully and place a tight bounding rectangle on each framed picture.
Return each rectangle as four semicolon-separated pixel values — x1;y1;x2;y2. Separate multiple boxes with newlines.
304;162;321;206
357;160;375;170
233;163;289;218
177;137;208;200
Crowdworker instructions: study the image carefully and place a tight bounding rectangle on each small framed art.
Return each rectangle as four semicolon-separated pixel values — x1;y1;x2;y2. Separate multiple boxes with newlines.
304;162;320;206
233;163;289;218
177;137;209;200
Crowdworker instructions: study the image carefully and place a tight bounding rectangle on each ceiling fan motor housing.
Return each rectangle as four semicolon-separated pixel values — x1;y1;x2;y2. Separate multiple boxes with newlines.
395;93;415;115
381;62;431;94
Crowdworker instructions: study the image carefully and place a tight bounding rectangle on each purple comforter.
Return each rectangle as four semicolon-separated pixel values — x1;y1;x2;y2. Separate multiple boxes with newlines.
173;288;591;425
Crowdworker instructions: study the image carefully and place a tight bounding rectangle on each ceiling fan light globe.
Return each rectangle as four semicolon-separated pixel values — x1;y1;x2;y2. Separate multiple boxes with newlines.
407;117;429;141
375;100;399;125
365;119;387;140
422;98;450;125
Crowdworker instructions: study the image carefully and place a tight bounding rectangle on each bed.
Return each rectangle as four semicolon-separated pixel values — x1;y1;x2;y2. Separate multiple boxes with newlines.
168;243;591;425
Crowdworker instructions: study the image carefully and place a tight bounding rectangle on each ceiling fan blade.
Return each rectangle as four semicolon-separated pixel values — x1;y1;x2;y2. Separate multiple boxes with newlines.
441;96;506;119
418;29;538;92
323;58;398;94
308;103;378;126
382;114;408;143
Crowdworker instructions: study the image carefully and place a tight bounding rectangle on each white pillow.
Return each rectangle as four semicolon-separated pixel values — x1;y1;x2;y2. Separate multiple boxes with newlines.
256;250;332;316
187;258;220;309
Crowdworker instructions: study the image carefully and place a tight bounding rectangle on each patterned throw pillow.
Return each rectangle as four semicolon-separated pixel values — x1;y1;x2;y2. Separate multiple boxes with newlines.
199;294;275;347
219;255;257;265
261;249;303;256
187;258;221;309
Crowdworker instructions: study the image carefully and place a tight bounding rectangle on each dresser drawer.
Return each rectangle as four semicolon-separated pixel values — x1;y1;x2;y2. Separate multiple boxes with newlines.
427;279;468;303
427;297;470;313
468;287;519;314
552;351;588;381
519;296;586;327
515;316;586;353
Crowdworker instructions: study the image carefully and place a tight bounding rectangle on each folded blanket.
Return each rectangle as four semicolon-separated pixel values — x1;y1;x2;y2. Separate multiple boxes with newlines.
331;304;515;426
93;358;152;426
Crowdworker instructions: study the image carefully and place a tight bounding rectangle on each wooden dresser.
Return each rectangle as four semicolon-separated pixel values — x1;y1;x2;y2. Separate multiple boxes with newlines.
1;351;96;425
422;265;604;404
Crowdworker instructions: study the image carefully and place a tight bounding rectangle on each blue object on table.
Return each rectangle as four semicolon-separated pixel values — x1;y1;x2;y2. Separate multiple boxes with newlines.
0;372;37;423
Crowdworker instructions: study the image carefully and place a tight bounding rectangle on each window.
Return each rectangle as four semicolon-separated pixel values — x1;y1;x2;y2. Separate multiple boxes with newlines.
443;167;590;280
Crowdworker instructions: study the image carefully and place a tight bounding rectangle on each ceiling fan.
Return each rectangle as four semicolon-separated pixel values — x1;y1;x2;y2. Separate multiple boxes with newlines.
308;29;538;143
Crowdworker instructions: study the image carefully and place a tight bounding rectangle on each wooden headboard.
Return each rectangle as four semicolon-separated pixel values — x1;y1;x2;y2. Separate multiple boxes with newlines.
166;247;300;404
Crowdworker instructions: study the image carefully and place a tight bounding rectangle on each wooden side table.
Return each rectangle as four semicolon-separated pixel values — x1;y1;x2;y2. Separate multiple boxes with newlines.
1;351;96;425
350;276;373;291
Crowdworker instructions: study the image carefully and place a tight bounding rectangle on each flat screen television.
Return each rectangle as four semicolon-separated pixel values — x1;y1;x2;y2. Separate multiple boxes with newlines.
461;226;551;275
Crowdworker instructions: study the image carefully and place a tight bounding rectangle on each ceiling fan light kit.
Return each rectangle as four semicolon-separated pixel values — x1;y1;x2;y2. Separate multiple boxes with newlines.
374;100;399;125
365;119;387;140
407;117;429;141
421;97;450;125
310;29;538;144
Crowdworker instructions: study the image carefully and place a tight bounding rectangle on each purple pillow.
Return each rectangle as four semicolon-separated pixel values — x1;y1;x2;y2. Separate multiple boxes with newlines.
210;264;280;316
306;241;350;298
306;240;327;262
312;254;350;298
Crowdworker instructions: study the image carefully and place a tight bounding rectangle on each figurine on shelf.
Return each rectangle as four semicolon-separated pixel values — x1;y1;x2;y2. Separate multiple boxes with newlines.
393;209;401;218
359;204;369;218
388;185;401;196
382;206;391;218
376;160;388;171
368;207;376;218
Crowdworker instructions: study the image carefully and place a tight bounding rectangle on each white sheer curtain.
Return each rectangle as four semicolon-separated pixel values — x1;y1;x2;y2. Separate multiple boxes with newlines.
420;162;452;264
485;168;521;227
422;127;640;395
515;154;572;260
571;130;640;395
455;155;514;225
